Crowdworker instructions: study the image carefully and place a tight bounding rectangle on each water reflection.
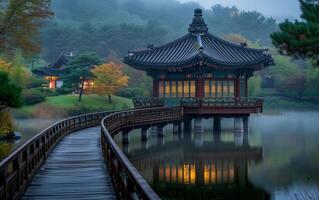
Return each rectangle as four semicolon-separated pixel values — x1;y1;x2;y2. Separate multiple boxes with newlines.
122;123;269;200
0;118;60;160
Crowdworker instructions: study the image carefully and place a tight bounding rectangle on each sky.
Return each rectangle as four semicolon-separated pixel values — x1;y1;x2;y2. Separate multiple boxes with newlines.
177;0;301;21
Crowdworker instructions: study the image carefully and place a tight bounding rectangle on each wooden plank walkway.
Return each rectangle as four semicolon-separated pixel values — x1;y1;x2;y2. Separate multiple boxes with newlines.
22;127;117;200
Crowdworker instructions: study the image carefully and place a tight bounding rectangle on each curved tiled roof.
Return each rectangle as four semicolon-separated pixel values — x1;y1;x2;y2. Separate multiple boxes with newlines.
124;9;274;70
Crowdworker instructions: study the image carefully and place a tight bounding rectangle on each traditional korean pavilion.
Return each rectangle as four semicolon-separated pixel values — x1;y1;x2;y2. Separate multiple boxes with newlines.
33;52;75;89
124;9;273;105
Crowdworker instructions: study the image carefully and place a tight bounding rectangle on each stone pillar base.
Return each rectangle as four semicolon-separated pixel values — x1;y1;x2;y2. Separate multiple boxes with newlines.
141;127;148;141
234;118;243;133
194;118;203;134
122;131;129;144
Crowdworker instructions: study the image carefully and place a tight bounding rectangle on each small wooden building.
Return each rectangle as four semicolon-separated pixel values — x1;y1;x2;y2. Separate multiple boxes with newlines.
124;9;273;116
33;53;74;89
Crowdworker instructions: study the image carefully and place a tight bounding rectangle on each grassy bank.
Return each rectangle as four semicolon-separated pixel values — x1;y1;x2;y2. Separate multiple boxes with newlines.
12;94;133;119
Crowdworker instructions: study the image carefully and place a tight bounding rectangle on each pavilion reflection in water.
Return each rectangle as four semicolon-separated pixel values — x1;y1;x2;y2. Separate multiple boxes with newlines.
123;126;269;200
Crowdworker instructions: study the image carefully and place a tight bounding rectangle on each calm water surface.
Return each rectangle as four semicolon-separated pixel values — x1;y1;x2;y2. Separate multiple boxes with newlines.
0;118;60;160
115;111;319;200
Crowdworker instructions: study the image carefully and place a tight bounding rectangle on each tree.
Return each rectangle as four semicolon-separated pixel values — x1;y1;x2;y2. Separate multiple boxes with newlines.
223;34;248;45
271;0;319;66
91;62;129;103
248;75;262;97
262;54;307;98
278;74;306;99
62;53;103;102
305;67;319;96
0;0;53;56
0;52;32;88
0;71;22;111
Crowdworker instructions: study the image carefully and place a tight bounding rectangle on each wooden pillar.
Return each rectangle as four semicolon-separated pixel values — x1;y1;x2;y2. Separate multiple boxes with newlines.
158;125;165;137
196;79;204;98
173;122;181;134
213;117;221;134
245;78;248;97
194;118;203;134
235;78;240;98
234;118;243;133
243;116;249;133
153;79;159;97
183;118;192;133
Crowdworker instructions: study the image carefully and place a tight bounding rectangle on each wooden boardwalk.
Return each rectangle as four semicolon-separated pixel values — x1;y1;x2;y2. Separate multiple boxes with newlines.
22;127;116;200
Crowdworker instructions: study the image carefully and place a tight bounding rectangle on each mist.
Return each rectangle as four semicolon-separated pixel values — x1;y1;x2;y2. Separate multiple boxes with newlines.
178;0;301;21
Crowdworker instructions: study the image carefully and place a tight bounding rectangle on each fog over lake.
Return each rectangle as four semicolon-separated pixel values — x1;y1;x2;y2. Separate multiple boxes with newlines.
177;0;301;20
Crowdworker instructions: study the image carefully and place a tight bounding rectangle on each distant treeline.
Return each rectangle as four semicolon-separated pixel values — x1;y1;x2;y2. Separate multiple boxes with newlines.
41;0;278;61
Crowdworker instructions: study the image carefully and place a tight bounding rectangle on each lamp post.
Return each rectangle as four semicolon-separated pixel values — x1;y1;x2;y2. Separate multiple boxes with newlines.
78;76;85;102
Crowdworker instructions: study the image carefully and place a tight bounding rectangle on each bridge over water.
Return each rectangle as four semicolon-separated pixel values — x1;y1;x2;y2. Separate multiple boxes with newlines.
1;98;262;200
0;107;183;200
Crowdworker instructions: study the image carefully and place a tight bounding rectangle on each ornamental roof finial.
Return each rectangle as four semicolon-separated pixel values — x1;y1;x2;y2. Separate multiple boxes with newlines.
188;8;208;34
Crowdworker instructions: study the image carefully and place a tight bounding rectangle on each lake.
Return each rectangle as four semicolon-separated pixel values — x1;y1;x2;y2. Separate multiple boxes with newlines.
0;118;60;160
115;111;319;200
1;112;319;199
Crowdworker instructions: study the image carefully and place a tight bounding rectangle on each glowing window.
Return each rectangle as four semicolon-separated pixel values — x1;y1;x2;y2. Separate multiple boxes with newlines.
165;81;170;97
171;81;177;97
229;81;234;97
184;81;189;97
210;163;216;184
159;81;164;97
178;81;183;97
211;81;216;97
183;164;190;184
171;165;177;183
204;164;210;185
223;81;229;97
205;80;211;97
190;81;196;97
217;81;222;98
165;165;171;182
178;166;183;183
190;164;196;184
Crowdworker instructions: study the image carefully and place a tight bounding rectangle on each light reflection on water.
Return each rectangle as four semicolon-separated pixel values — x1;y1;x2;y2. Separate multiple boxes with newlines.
115;111;319;200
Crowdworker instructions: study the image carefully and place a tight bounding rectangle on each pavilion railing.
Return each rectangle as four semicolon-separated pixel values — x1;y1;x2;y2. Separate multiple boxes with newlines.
180;97;264;108
101;106;183;200
0;111;112;200
133;97;264;109
133;97;164;108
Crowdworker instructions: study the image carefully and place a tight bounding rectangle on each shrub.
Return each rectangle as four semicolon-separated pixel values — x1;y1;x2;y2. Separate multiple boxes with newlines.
67;105;92;116
56;87;73;95
116;87;145;98
37;88;57;97
27;78;47;89
0;112;14;137
22;89;46;105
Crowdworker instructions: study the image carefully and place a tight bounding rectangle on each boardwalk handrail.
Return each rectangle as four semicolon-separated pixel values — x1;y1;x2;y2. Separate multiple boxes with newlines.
101;106;183;200
0;111;113;200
